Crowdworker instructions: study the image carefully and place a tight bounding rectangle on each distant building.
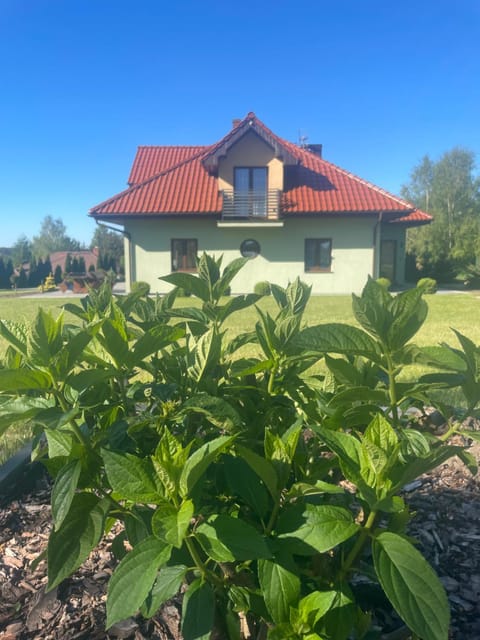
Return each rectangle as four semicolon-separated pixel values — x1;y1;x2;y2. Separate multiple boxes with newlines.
50;248;99;275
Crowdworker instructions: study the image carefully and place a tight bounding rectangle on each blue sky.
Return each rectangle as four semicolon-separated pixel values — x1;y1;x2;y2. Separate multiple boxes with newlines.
1;0;479;248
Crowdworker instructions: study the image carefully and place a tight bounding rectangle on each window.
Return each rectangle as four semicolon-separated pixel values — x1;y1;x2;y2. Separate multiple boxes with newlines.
305;238;332;272
171;239;198;272
240;239;261;258
234;167;267;217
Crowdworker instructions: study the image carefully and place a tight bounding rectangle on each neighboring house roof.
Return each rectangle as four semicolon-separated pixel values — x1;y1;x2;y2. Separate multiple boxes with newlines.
90;113;432;225
50;248;99;274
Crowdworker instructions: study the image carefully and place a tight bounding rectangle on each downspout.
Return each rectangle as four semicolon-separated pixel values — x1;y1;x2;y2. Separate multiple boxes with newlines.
373;211;383;278
95;221;133;291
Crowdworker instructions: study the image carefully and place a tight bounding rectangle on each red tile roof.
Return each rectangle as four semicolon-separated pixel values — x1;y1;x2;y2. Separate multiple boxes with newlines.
90;113;432;225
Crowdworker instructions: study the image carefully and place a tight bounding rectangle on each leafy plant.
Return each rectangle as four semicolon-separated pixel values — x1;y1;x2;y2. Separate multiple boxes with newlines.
0;261;477;640
254;281;271;296
375;277;391;291
417;277;438;294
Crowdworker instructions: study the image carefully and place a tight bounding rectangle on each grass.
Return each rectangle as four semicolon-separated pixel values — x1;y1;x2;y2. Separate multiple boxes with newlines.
1;290;479;463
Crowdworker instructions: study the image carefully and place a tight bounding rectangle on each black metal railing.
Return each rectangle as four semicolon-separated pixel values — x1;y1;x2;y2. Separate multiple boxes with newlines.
221;189;281;220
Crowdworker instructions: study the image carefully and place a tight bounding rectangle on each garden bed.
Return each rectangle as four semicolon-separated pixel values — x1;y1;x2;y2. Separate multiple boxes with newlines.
0;439;479;640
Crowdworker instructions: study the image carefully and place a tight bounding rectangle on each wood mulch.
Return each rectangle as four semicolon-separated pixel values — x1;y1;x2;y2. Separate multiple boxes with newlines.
0;440;479;640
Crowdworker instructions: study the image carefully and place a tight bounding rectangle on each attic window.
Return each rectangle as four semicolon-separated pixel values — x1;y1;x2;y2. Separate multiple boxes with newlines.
240;239;261;258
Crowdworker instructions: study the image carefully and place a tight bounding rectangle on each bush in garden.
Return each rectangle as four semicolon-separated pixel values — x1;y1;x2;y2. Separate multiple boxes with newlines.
417;277;438;294
131;280;151;295
254;281;271;296
0;257;479;640
375;277;391;291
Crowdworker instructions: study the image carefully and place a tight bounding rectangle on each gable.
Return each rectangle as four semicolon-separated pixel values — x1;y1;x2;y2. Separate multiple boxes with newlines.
217;129;284;192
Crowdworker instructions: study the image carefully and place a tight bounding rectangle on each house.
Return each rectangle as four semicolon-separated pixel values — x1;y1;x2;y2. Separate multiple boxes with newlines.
89;113;431;294
49;248;99;276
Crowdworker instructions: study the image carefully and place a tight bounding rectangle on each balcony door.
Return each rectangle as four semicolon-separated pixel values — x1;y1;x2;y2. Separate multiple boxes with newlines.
234;167;267;217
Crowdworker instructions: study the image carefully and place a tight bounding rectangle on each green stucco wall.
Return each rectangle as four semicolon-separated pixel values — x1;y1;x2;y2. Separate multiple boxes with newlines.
123;216;379;295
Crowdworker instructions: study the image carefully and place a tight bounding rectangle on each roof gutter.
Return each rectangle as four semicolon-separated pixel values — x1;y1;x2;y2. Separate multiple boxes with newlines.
95;220;130;240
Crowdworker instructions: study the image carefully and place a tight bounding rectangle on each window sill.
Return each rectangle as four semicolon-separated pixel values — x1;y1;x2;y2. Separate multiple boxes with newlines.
305;268;332;274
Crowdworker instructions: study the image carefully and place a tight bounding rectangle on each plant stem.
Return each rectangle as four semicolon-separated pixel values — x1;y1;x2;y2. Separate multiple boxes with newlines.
186;535;224;588
339;510;377;581
385;353;400;428
265;495;281;536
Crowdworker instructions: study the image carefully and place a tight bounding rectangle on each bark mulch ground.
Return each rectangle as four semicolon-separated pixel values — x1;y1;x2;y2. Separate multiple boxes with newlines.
1;440;479;640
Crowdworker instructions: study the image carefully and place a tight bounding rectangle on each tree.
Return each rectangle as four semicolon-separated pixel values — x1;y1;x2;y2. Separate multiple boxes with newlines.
402;148;480;280
31;216;82;258
54;265;63;284
11;234;32;267
90;225;124;274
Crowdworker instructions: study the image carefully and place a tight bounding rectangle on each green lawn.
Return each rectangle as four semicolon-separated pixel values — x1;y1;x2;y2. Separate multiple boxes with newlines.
1;291;480;353
1;291;479;463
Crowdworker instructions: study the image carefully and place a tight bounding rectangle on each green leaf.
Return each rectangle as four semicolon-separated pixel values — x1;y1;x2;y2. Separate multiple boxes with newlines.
352;278;391;341
286;277;311;315
100;319;130;369
181;578;215;640
102;449;162;502
190;329;222;383
319;586;355;640
258;557;301;624
66;367;117;391
297;590;337;629
373;531;450;640
179;435;233;497
235;445;278;499
456;448;478;475
181;393;243;432
216;293;261;324
324;355;366;387
106;536;172;628
0;319;28;356
152;499;193;548
0;368;52;391
51;459;82;531
62;330;93;373
223;455;270;517
196;514;272;562
462;429;480;443
314;426;376;502
278;504;359;553
141;565;187;618
160;272;210;301
28;308;63;365
391;445;465;490
48;494;109;590
45;429;76;458
214;256;249;299
0;396;53;437
387;288;428;349
131;325;184;365
294;324;382;362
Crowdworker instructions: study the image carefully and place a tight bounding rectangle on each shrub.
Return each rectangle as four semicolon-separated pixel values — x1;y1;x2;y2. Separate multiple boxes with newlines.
417;277;438;294
254;280;271;295
175;286;191;297
131;280;151;295
0;260;478;640
375;277;391;290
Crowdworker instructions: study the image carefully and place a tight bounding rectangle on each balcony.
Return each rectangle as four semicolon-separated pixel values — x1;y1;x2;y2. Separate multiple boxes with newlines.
221;189;282;221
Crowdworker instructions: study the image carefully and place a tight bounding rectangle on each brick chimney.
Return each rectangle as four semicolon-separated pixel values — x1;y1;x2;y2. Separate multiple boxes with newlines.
307;144;323;157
